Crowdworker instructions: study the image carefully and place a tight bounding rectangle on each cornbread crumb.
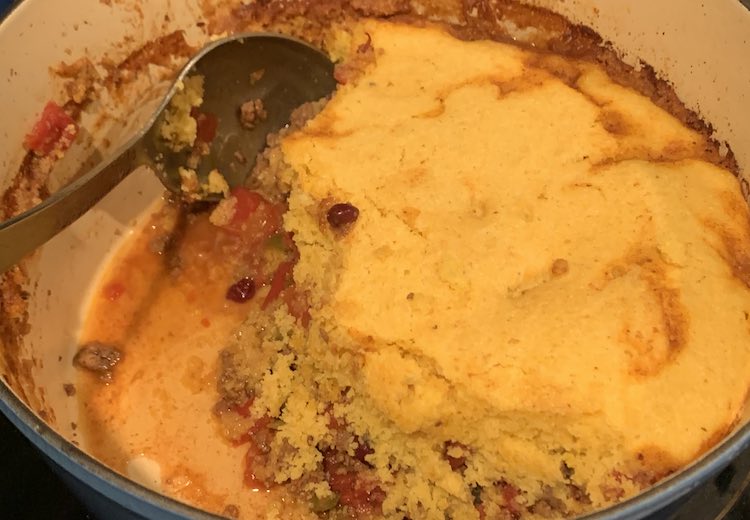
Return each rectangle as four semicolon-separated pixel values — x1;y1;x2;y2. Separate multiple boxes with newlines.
178;167;200;195
207;169;230;196
209;196;237;227
179;167;230;201
160;75;204;152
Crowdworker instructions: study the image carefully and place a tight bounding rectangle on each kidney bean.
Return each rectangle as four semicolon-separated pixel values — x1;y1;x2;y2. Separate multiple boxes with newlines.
226;277;256;303
327;203;359;229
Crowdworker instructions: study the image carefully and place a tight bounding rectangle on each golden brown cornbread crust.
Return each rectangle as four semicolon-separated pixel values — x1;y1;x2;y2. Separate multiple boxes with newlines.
218;16;750;520
201;0;736;172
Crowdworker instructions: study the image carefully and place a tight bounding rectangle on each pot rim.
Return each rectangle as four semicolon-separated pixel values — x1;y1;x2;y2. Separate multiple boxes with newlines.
1;1;750;518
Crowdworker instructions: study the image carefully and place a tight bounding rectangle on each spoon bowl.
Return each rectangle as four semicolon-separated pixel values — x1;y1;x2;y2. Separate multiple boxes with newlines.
142;34;336;194
0;33;336;273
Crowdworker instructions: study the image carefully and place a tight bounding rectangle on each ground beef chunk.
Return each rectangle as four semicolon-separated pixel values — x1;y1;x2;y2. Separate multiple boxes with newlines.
239;99;267;129
73;341;122;382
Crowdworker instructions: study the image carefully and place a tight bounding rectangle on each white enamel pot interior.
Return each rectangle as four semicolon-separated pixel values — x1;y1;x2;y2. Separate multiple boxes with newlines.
0;1;748;519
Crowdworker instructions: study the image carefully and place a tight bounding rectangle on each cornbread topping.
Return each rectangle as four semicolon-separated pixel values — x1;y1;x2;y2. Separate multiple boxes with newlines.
210;19;750;519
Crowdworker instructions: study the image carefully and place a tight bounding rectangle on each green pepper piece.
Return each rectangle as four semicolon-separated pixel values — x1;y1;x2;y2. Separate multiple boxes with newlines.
265;233;286;251
310;491;339;512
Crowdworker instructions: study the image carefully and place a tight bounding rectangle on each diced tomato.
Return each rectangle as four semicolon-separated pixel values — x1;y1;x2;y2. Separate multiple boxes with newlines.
232;434;251;447
227;187;263;229
248;415;272;436
103;281;125;302
24;101;78;155
191;108;218;143
282;287;310;328
500;482;518;501
231;416;258;448
262;261;293;309
499;481;523;517
324;457;385;514
233;398;254;418
281;232;296;252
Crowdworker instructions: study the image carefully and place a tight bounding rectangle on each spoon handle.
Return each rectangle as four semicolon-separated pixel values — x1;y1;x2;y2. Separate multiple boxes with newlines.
0;147;139;274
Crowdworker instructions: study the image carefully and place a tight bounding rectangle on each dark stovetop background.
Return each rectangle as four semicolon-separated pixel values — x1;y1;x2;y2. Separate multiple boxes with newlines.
2;404;750;519
0;412;91;519
2;0;750;518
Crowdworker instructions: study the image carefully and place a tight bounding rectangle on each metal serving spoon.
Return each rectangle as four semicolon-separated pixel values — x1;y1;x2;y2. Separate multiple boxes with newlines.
0;33;336;273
